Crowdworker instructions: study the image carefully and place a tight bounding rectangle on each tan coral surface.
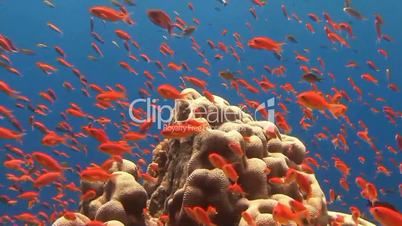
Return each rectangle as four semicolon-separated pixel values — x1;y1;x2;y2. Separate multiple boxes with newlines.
53;89;375;226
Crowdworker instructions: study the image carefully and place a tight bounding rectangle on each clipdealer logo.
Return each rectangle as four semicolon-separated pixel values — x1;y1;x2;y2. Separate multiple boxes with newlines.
254;97;275;123
128;97;276;129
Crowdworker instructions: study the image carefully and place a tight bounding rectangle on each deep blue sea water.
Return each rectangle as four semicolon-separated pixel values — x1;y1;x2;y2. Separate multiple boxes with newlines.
0;0;401;224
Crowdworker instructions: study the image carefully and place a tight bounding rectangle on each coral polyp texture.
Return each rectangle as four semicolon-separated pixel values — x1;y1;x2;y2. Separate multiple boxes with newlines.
53;89;374;226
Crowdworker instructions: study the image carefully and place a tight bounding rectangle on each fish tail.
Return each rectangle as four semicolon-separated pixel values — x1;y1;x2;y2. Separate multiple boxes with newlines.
86;114;95;121
16;132;25;144
123;13;134;25
294;209;310;226
10;92;21;99
328;104;346;118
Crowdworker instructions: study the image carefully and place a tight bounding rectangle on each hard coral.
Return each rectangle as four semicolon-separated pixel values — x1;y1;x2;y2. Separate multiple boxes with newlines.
53;89;374;226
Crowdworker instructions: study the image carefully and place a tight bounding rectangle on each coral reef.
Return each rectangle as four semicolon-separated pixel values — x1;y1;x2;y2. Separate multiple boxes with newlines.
53;89;375;226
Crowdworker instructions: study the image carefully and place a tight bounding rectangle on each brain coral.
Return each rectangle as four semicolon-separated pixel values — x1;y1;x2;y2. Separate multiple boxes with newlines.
53;89;375;226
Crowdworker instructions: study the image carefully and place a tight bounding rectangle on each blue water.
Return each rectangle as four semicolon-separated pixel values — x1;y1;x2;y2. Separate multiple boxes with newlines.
0;0;401;224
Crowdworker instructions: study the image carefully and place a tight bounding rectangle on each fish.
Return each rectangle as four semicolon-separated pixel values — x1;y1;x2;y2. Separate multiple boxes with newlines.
370;202;402;226
272;202;309;226
147;9;174;34
248;36;284;55
89;6;133;24
80;168;114;182
217;0;227;5
0;127;24;142
286;35;298;43
43;0;55;8
98;141;132;155
157;84;184;99
36;62;57;75
297;91;347;117
343;7;367;20
47;22;63;35
34;172;63;188
302;73;323;83
31;152;65;172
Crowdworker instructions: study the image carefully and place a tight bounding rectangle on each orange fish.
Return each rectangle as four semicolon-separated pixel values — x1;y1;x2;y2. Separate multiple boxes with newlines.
248;36;284;55
115;29;132;40
119;61;138;75
31;152;64;172
228;183;246;197
98;141;131;155
57;57;73;68
14;213;43;225
34;172;63;188
147;9;174;34
157;84;183;99
90;6;133;24
96;90;126;102
80;167;113;182
183;76;206;89
297;91;347;117
0;126;24;142
222;163;239;182
17;191;39;208
208;153;227;169
370;204;402;226
0;34;18;52
361;73;378;85
81;189;97;201
272;202;309;226
167;62;182;71
36;62;57;75
123;131;147;141
47;22;63;35
241;211;256;226
41;131;67;146
228;141;244;156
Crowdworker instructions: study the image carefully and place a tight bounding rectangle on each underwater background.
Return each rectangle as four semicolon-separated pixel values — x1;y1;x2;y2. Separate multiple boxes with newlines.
0;0;401;225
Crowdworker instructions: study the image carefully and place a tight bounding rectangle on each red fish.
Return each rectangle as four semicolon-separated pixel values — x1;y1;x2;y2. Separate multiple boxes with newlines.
0;126;24;142
115;29;132;40
31;152;64;172
34;172;63;188
370;204;402;226
98;141;131;155
89;6;133;24
80;168;113;182
183;76;207;89
0;34;18;52
36;62;57;75
248;36;284;55
208;153;227;169
47;22;63;35
123;131;147;141
147;9;174;34
273;202;309;226
297;91;347;117
157;84;183;99
41;131;67;146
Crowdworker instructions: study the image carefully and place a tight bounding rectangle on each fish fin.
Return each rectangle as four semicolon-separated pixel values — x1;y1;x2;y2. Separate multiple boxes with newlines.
294;209;310;226
123;13;134;25
16;132;25;144
328;104;346;118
